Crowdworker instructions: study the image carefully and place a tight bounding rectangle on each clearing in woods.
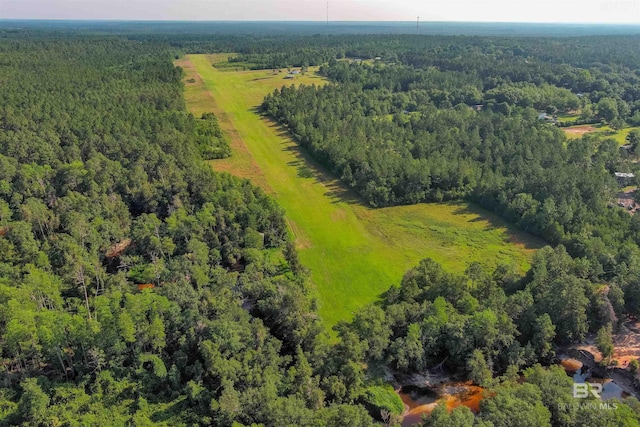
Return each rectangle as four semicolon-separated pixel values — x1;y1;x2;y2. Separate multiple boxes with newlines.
564;125;597;138
564;123;639;144
176;54;544;329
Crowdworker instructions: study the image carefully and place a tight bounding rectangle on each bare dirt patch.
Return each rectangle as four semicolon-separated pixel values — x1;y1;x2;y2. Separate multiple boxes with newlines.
613;320;640;367
616;188;637;214
564;125;596;136
565;320;640;370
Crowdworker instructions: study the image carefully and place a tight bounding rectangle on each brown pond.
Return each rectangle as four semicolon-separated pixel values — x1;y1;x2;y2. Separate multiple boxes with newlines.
398;382;484;427
560;358;583;372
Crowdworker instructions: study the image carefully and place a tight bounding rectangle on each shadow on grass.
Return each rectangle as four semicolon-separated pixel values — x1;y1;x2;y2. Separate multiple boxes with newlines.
249;105;363;207
289;161;315;179
451;203;546;251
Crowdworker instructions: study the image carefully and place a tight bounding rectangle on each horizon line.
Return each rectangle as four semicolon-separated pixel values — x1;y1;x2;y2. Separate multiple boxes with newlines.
1;18;640;26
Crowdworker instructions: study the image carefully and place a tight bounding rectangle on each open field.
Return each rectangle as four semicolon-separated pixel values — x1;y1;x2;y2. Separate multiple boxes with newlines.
602;126;640;145
563;123;639;144
564;125;596;138
177;54;543;328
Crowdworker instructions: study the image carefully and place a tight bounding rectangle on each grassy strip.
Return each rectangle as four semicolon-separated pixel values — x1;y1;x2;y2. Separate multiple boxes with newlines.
179;54;543;329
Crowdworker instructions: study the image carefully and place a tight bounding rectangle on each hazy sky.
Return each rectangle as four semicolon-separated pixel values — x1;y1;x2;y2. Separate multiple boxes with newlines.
1;0;639;24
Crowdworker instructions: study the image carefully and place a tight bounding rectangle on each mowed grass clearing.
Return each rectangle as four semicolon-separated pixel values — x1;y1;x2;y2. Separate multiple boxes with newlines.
564;123;639;144
178;54;544;328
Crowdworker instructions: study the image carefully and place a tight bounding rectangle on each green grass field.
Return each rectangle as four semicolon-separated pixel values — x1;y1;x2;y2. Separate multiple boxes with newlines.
597;125;640;145
177;54;543;329
563;123;639;144
557;113;580;125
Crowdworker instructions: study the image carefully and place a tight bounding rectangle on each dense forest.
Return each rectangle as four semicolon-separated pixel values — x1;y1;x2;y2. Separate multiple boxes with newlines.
1;26;640;426
0;36;377;426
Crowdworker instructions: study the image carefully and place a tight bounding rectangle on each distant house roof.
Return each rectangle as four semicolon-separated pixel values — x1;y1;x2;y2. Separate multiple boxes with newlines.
284;74;294;79
538;112;558;122
615;172;635;178
291;70;300;74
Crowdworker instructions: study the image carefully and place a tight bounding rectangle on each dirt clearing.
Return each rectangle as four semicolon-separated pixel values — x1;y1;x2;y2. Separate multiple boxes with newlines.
564;125;596;137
